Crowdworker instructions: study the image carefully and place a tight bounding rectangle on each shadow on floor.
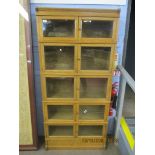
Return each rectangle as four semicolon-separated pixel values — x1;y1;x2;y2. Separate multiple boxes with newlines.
20;142;121;155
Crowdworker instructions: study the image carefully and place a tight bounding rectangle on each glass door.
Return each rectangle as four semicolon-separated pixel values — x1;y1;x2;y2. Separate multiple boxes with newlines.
78;45;114;74
78;125;104;136
40;44;77;74
77;77;110;100
48;125;74;137
38;16;78;42
79;17;118;43
47;105;74;120
42;76;76;100
79;105;105;121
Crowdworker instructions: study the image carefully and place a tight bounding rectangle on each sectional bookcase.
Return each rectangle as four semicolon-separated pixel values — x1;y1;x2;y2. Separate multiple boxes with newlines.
36;8;120;149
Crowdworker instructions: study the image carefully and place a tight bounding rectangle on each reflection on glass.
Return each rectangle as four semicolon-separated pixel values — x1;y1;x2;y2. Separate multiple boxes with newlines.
44;46;74;70
79;125;103;136
46;78;74;98
42;19;74;37
82;20;113;38
81;47;111;70
80;78;107;98
48;105;73;119
79;105;105;120
48;126;73;136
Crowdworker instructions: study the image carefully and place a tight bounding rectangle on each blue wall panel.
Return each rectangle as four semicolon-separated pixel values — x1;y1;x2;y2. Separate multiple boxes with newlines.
30;2;128;135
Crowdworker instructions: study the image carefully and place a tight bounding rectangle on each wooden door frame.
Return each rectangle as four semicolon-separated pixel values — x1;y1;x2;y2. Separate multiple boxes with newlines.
19;0;38;151
39;43;78;75
78;17;119;44
37;16;78;43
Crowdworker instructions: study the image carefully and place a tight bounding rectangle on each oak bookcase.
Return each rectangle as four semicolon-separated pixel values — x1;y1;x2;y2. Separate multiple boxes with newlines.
36;8;120;149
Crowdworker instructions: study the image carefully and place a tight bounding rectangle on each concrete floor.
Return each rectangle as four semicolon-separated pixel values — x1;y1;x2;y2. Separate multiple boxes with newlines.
122;84;135;137
122;84;135;117
20;144;121;155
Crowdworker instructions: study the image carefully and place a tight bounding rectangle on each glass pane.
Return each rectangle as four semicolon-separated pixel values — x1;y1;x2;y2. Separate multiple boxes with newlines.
46;78;74;98
42;19;74;37
81;47;111;70
80;78;108;98
79;105;105;120
48;105;73;120
44;46;74;70
48;126;73;136
82;20;113;38
79;125;103;136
